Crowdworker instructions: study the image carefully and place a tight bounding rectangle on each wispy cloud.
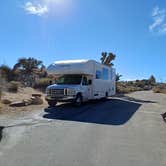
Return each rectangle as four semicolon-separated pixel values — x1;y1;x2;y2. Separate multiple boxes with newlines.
22;0;72;17
24;1;48;16
149;6;166;35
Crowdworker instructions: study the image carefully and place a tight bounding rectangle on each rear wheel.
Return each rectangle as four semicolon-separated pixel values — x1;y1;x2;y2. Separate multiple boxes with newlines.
74;94;83;106
101;92;108;101
48;101;57;107
105;92;108;98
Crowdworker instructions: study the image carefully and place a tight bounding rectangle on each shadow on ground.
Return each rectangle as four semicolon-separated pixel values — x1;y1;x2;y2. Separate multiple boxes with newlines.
43;98;142;125
115;94;157;103
0;126;4;142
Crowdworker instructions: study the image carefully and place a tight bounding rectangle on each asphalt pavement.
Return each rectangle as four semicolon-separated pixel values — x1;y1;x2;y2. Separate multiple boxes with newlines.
0;91;166;166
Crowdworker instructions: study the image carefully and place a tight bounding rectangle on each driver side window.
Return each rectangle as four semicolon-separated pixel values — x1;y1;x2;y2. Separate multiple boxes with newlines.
82;77;88;86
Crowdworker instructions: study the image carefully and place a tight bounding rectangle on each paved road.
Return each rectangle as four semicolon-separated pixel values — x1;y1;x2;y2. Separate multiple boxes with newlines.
0;91;166;166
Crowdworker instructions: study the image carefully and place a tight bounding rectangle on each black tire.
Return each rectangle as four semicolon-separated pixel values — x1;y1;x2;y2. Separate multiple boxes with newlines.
101;92;108;101
48;101;57;107
74;94;83;106
105;92;108;98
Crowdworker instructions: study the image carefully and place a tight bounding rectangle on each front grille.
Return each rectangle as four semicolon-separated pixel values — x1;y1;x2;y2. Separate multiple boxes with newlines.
47;89;64;97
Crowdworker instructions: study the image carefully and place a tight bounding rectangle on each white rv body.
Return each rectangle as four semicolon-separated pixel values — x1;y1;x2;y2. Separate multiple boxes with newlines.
45;60;116;106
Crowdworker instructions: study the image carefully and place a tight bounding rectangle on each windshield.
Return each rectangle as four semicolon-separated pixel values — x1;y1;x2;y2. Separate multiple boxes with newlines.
56;75;82;85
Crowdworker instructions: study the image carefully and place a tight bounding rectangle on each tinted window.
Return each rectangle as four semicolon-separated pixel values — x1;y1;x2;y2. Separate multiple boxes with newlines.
110;70;112;80
96;70;102;79
82;77;88;85
56;75;82;85
102;68;109;80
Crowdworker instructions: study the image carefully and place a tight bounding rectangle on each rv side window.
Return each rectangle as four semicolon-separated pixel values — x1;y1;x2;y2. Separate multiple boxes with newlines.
110;70;112;80
96;70;102;79
102;68;109;80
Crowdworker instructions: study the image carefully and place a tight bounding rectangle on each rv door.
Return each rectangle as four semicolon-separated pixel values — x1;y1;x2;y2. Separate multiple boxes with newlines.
81;76;92;100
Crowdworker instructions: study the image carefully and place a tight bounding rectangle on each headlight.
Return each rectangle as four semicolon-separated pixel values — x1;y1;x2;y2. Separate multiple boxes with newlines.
67;89;76;95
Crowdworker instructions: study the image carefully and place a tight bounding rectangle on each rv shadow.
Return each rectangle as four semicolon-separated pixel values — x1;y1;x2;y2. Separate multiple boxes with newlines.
43;98;141;125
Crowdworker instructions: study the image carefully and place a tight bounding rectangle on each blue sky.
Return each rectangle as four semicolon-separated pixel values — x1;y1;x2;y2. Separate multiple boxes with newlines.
0;0;166;81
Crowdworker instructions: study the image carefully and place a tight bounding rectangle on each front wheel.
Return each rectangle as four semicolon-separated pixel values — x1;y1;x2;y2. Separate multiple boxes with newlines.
74;94;83;106
48;101;57;107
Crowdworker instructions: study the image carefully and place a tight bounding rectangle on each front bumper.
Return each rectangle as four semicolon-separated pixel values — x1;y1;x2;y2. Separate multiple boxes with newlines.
45;96;76;102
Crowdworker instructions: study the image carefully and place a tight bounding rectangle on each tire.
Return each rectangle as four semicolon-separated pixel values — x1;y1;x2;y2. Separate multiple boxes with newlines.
101;92;108;101
48;101;57;107
105;92;108;98
74;94;83;106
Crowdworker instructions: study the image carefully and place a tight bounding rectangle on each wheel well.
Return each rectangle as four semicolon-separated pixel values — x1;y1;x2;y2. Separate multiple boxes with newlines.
76;92;82;97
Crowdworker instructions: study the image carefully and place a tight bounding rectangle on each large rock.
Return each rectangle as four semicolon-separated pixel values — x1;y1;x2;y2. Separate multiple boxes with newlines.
23;99;33;106
2;99;12;105
31;96;43;105
10;101;26;107
32;94;42;97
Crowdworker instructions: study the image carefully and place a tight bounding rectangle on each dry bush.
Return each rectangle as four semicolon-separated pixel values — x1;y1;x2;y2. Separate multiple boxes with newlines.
8;81;20;92
0;88;2;100
116;77;156;94
116;82;142;94
0;102;2;111
153;84;166;94
33;78;52;90
0;89;2;111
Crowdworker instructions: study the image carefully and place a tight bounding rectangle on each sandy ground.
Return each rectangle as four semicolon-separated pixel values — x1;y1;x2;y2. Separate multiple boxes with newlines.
0;87;47;114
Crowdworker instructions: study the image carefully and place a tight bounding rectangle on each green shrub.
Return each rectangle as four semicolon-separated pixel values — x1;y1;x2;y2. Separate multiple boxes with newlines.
34;78;52;90
8;81;19;92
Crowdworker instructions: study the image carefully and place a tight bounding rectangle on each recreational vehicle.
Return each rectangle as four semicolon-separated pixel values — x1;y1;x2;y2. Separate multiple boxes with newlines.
45;60;116;106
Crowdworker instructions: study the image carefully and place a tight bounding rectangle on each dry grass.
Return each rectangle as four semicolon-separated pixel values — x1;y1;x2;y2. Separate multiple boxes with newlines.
8;81;20;92
153;84;166;94
116;82;142;94
0;100;4;113
33;78;52;91
0;88;2;100
0;88;2;112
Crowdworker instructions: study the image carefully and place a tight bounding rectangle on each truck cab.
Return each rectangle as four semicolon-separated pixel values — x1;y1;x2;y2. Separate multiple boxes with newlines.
46;74;93;106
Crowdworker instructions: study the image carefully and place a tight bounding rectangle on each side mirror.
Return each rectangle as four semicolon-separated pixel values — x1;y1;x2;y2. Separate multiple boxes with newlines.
88;80;92;85
49;80;53;85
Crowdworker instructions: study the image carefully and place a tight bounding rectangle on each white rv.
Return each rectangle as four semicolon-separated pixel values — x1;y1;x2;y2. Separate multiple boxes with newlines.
45;60;116;106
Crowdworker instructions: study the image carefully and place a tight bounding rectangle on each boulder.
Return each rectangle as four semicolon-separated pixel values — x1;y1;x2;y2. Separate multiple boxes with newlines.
31;96;43;105
32;94;42;97
23;99;32;106
2;99;12;105
10;101;26;107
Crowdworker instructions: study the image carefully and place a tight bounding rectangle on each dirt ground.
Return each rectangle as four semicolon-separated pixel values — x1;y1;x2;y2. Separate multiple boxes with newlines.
0;87;47;114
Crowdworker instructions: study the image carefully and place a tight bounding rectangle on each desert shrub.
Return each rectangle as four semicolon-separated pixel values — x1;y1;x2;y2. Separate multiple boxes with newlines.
8;81;20;92
135;80;148;88
153;84;166;94
116;82;142;94
148;75;156;85
33;78;52;90
0;102;2;111
0;89;2;111
0;65;16;81
0;88;2;100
